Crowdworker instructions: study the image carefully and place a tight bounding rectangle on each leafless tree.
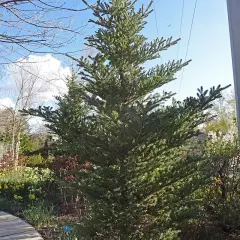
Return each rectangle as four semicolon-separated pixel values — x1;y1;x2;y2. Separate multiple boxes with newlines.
0;59;68;166
0;69;37;165
0;0;88;65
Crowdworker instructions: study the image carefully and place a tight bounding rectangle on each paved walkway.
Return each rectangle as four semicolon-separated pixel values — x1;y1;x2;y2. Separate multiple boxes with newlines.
0;211;43;240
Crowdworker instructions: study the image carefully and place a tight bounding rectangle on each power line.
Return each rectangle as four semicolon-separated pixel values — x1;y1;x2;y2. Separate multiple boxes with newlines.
152;0;160;38
178;0;198;96
176;0;185;60
174;0;185;89
152;0;163;63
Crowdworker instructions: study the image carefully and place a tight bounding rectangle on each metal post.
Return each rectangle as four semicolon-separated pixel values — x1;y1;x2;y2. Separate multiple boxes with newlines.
227;0;240;141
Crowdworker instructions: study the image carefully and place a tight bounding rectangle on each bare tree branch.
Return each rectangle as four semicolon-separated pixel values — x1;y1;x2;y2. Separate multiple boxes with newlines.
0;0;88;66
0;0;29;7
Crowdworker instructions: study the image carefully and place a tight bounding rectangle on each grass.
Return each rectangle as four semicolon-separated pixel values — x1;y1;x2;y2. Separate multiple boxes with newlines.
22;202;55;228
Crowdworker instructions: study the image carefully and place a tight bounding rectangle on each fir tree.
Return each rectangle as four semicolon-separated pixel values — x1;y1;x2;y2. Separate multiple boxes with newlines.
26;74;88;156
26;0;229;239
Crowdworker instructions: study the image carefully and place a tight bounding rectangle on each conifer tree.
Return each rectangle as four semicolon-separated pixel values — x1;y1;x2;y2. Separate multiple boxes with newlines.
28;75;87;155
26;0;229;238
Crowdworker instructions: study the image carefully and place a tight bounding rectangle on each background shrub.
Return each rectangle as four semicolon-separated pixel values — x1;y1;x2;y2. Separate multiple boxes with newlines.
27;154;45;167
0;167;54;203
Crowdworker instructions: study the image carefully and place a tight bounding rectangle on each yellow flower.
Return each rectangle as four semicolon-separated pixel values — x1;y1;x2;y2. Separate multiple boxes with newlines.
29;193;35;200
14;194;23;200
4;184;8;189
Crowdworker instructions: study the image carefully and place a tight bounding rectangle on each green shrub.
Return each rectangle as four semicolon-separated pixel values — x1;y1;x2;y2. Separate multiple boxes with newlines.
0;167;54;203
180;133;240;239
20;134;45;154
27;154;45;167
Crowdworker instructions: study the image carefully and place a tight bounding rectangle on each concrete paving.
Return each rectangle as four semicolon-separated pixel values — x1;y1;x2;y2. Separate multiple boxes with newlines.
0;211;43;240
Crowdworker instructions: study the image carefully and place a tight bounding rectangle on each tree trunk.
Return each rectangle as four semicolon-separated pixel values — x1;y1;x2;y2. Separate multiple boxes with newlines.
14;132;21;168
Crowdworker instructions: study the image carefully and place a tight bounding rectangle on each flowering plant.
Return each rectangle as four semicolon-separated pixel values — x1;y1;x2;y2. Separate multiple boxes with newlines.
0;167;53;202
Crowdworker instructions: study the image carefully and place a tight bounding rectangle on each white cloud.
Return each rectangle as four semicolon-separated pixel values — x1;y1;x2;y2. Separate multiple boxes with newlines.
0;97;15;109
0;54;71;132
6;54;71;107
27;116;45;132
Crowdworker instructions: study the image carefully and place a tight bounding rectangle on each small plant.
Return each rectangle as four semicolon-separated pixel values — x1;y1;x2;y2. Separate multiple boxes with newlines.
27;154;45;167
22;202;55;228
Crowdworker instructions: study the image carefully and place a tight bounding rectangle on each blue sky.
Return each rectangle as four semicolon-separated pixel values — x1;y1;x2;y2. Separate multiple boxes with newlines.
66;0;234;100
0;0;234;102
141;0;233;100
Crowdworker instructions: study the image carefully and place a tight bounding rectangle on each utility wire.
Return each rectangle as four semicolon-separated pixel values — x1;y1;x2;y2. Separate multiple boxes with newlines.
174;0;185;89
176;0;185;60
152;0;160;37
152;0;163;63
178;0;198;96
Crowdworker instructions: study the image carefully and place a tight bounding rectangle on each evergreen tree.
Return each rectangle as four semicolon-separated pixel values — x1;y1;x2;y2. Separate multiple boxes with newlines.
26;0;229;238
28;74;88;156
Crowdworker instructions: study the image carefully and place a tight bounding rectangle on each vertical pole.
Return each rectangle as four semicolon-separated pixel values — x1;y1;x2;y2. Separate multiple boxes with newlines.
227;0;240;141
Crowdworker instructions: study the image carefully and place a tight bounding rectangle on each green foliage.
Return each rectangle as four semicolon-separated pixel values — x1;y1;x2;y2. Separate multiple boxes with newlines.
20;134;36;154
205;93;236;135
22;76;87;156
0;197;23;214
22;202;55;228
26;0;229;239
20;133;45;154
0;167;54;203
179;134;240;240
27;154;45;167
202;136;240;237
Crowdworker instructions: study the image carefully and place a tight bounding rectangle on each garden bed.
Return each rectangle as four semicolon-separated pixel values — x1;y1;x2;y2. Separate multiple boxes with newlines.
0;166;83;239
